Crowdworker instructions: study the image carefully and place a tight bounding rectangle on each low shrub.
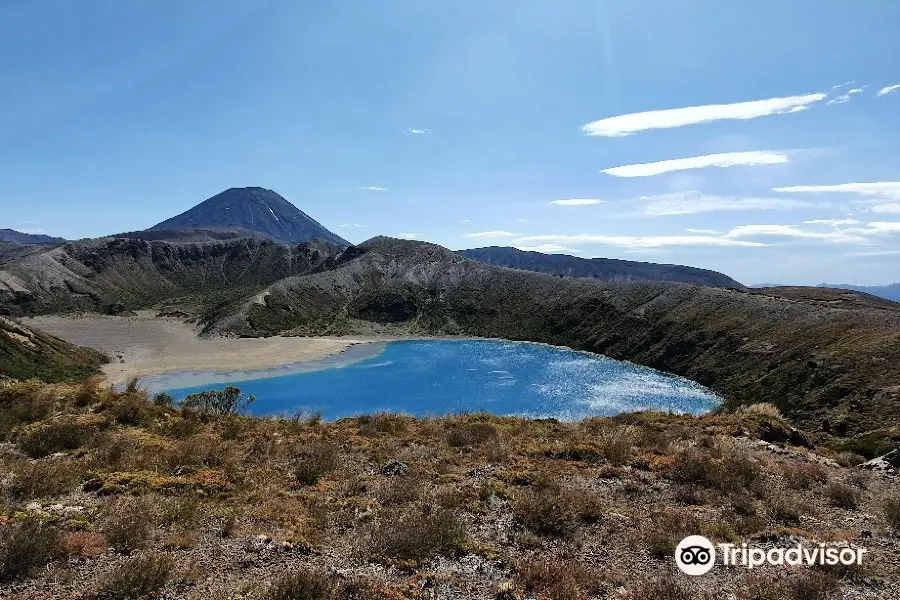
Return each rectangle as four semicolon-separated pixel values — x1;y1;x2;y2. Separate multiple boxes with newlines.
293;440;340;485
181;386;255;417
356;412;408;436
512;481;574;537
357;504;465;564
99;496;155;554
262;568;342;600
826;482;859;510
785;462;829;490
769;494;804;523
628;572;704;600
645;509;698;559
446;422;498;448
95;553;173;599
882;495;900;533
18;420;98;458
6;457;86;500
0;521;64;583
514;558;604;600
785;569;838;600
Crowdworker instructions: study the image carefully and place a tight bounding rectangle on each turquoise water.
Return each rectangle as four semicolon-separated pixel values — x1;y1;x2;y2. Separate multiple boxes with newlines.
156;339;720;421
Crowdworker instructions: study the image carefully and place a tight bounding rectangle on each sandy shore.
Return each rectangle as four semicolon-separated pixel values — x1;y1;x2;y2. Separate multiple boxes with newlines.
24;315;379;385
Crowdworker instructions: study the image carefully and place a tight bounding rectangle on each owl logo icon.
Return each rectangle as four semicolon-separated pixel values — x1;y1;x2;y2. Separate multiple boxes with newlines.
676;535;716;575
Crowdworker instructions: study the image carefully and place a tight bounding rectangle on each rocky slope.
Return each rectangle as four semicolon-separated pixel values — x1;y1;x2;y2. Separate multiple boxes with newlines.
149;187;349;246
459;246;743;288
0;237;343;318
0;317;106;381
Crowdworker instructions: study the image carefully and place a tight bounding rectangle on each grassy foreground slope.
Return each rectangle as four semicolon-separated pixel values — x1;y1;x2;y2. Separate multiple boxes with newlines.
212;238;900;451
0;381;898;599
0;317;106;382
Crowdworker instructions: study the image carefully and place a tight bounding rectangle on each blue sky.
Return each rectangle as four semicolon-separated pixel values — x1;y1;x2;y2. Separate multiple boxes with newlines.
2;1;900;285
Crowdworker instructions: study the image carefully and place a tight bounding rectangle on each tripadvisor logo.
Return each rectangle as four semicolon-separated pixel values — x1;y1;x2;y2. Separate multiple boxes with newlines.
675;535;868;575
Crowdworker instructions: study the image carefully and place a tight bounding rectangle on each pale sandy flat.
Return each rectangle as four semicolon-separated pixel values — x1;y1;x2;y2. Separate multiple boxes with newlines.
23;315;377;385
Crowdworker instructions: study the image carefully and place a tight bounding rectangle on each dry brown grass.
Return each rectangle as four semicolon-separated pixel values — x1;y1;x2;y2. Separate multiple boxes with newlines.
1;380;897;598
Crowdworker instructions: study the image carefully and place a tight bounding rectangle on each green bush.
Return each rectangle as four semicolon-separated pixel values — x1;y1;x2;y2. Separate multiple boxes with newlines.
181;386;255;417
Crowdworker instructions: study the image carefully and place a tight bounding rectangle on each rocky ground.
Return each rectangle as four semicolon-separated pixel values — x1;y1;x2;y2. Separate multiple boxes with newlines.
1;380;899;599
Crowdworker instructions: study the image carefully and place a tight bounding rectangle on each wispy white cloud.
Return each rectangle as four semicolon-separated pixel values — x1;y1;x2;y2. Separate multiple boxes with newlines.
774;182;900;200
870;203;900;214
511;216;900;250
407;128;432;135
803;219;860;226
876;84;900;97
338;223;365;228
397;232;423;239
849;249;900;257
725;224;867;243
515;244;584;254
865;221;900;233
602;151;789;178
517;218;530;222
464;230;518;239
511;233;765;249
361;186;389;192
16;228;47;235
460;219;471;223
581;92;826;137
550;198;604;206
635;191;811;215
827;87;864;105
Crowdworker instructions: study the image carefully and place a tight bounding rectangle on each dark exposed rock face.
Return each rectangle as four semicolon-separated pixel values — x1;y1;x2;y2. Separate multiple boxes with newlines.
149;187;348;246
458;246;743;288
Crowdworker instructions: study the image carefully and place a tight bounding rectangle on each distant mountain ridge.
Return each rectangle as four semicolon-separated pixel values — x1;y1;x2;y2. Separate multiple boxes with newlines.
149;187;348;246
816;283;900;303
0;229;65;245
752;282;900;303
458;246;743;288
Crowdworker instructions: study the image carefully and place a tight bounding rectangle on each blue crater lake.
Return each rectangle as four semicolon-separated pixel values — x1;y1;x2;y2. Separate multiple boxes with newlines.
149;339;721;421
